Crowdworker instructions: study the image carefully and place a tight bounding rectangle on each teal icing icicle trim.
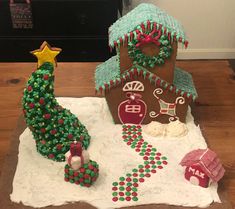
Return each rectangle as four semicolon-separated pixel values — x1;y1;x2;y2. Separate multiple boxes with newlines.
109;3;187;48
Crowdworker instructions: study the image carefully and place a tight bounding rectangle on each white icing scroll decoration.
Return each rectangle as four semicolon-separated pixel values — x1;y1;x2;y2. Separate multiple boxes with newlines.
149;88;185;122
123;81;144;92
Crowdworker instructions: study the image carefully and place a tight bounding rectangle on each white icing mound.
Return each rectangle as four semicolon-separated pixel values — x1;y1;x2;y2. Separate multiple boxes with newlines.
144;120;188;137
10;97;220;209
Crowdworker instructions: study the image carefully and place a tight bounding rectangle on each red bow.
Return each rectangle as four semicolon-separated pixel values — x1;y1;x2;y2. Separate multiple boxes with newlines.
126;92;142;101
136;29;162;48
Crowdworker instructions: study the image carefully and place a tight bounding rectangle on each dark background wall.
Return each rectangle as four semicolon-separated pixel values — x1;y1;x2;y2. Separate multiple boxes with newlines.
0;0;122;62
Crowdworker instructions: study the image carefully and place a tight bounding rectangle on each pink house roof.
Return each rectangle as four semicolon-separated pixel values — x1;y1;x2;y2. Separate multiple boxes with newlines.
180;149;225;182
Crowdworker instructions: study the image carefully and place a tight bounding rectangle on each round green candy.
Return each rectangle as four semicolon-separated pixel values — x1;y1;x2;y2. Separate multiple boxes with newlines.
85;169;91;174
132;168;138;172
138;165;144;169
132;187;137;192
119;197;125;201
112;182;118;186
132;196;138;201
125;191;131;196
127;182;132;187
112;192;118;196
119;186;125;191
119;177;125;181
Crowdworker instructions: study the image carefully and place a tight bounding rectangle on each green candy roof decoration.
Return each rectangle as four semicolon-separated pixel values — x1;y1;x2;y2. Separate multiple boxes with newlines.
95;57;198;101
22;42;90;162
109;3;188;49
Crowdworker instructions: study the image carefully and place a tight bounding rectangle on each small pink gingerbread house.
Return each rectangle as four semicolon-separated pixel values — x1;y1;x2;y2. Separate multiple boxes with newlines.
180;149;225;188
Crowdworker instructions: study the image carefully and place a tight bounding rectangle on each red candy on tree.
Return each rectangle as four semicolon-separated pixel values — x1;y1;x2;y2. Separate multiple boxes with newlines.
67;134;73;139
58;119;64;124
56;144;62;150
79;168;85;173
43;74;49;80
27;85;32;91
48;153;54;159
41;140;46;144
43;114;51;119
50;129;57;135
39;98;45;105
40;128;46;133
29;103;35;109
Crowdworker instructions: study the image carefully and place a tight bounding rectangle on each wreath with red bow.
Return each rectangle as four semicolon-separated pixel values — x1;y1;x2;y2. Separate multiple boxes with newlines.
128;29;173;68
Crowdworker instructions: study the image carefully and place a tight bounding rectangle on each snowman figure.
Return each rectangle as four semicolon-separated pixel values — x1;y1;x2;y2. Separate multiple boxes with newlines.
65;141;90;171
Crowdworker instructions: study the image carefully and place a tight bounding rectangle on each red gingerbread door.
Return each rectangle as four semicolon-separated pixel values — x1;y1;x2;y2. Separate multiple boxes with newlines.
118;92;147;124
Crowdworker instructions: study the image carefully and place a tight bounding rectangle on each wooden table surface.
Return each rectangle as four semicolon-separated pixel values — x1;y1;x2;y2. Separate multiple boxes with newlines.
0;61;234;206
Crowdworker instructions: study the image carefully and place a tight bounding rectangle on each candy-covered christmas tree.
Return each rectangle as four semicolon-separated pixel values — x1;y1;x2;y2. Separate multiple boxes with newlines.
22;42;91;161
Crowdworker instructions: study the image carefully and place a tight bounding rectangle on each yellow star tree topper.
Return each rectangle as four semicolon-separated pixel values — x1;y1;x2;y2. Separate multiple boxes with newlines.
31;41;62;67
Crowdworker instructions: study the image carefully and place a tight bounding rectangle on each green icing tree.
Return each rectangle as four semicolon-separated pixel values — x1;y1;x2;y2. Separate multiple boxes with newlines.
22;62;90;162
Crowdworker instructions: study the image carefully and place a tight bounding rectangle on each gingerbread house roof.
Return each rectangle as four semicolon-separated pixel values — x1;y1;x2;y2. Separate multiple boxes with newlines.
109;3;188;49
180;149;225;182
95;55;198;101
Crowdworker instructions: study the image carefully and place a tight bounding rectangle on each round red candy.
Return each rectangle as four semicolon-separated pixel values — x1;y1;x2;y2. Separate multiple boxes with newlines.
58;119;64;124
126;177;131;182
74;172;79;177
79;178;84;182
132;192;138;196
50;129;57;135
133;183;138;187
126;197;131;201
139;178;144;183
119;192;124;196
112;197;118;202
151;169;156;173
29;103;35;109
84;174;90;179
27;86;32;91
48;154;54;159
56;144;62;150
112;187;118;191
41;128;46;133
79;168;85;173
64;178;69;182
126;187;131;191
88;165;94;170
43;74;49;80
145;164;150;169
41;140;46;144
119;181;125;186
139;168;144;173
64;169;69;173
67;134;73;139
39;98;45;105
133;173;138;177
162;161;168;165
44;114;51;119
145;173;151;178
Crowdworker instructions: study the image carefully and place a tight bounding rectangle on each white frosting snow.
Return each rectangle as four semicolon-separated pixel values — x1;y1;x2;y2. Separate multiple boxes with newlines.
10;97;221;209
144;120;188;137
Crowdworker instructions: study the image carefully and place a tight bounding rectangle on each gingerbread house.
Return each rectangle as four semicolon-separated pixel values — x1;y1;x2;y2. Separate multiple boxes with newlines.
180;149;225;188
95;3;197;124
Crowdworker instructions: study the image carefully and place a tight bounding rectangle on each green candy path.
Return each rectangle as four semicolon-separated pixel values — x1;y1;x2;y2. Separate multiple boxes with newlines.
112;125;168;202
22;62;91;162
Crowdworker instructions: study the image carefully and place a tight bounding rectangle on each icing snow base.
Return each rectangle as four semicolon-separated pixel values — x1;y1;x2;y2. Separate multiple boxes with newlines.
10;97;221;209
